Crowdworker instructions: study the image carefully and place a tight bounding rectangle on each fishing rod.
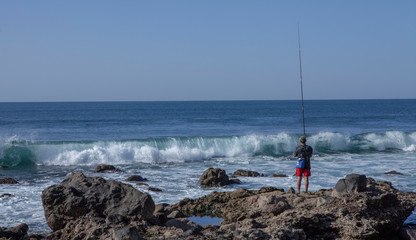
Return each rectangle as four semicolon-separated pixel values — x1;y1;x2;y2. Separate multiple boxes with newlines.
297;24;306;137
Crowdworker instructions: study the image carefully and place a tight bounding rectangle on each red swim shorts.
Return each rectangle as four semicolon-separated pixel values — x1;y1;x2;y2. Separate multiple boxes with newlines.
296;168;311;177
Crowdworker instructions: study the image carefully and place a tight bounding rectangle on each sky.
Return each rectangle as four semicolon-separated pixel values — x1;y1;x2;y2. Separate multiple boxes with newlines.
0;1;415;102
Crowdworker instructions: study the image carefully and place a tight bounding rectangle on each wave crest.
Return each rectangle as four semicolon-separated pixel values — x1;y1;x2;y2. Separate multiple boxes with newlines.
1;131;415;167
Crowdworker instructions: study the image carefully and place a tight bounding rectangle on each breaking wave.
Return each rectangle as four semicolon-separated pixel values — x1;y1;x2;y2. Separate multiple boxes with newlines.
0;131;415;167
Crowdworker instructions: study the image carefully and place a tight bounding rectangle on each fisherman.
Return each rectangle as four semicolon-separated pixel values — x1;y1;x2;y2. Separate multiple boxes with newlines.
294;135;313;193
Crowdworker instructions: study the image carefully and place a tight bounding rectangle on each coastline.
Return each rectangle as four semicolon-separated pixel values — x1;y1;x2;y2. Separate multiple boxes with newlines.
2;167;416;239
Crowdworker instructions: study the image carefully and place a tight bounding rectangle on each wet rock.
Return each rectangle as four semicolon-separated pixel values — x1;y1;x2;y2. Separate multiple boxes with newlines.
136;183;149;186
0;193;13;198
385;170;403;175
42;172;154;231
148;187;162;192
0;177;18;184
232;169;263;177
272;174;288;177
94;164;121;173
333;173;367;197
198;168;240;187
125;175;147;182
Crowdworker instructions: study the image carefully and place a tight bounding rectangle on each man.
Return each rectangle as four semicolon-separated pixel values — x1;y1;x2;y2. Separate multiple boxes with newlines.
293;135;313;193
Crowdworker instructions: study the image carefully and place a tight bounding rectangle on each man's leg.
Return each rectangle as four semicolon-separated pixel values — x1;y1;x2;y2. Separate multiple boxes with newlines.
305;176;309;193
297;176;302;193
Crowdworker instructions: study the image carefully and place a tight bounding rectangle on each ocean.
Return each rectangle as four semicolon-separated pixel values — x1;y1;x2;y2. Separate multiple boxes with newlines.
1;100;415;233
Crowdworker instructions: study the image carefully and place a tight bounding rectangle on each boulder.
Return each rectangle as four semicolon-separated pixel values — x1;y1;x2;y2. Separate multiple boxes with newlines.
232;169;263;177
94;164;121;173
198;168;240;187
125;175;147;182
0;177;18;184
333;174;367;197
41;172;154;231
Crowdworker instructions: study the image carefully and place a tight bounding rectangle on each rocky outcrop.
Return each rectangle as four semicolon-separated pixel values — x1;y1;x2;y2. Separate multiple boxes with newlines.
232;169;263;177
0;223;29;240
41;172;154;239
198;168;240;187
0;177;18;184
40;172;416;240
94;164;121;173
163;175;416;239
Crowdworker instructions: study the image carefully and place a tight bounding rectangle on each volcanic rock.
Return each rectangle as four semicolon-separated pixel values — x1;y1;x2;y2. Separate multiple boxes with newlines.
94;164;121;173
125;175;147;182
0;177;18;184
333;173;367;197
41;172;154;232
272;174;288;177
198;168;240;187
0;223;29;239
385;170;403;175
232;169;263;177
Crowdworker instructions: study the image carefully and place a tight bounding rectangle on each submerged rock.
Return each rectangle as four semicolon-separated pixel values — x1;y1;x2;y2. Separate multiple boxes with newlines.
0;177;18;184
94;164;122;173
385;170;403;175
198;168;240;187
125;175;147;182
232;169;263;177
272;174;288;178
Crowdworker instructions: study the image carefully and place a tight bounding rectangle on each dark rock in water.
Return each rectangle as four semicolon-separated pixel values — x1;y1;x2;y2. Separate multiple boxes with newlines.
198;168;240;187
272;174;288;178
0;165;8;169
125;175;147;182
333;173;367;197
385;170;403;175
42;172;154;232
136;182;149;186
0;177;18;184
94;164;121;173
0;223;29;239
232;169;263;177
0;193;13;198
148;187;163;192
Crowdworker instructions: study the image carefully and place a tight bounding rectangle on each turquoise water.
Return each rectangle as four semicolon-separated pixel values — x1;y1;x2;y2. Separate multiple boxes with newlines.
0;100;415;232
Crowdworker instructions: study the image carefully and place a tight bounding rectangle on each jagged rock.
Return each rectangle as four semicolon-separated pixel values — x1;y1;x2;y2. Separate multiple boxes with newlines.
0;223;29;239
0;177;18;184
125;175;147;182
42;172;154;232
198;168;240;187
333;173;367;197
385;170;403;175
232;169;263;177
94;164;121;173
112;226;141;240
165;175;416;239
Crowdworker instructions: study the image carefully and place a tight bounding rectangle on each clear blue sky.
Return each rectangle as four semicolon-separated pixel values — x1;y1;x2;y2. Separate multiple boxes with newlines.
1;1;415;102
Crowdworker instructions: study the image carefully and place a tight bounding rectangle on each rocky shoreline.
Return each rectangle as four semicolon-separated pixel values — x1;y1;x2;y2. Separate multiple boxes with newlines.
1;167;416;240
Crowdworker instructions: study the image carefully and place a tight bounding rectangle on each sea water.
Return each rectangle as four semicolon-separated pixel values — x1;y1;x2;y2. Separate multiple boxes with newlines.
0;100;415;233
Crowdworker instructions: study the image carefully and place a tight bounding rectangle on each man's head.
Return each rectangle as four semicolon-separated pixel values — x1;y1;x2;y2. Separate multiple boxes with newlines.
299;135;307;144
